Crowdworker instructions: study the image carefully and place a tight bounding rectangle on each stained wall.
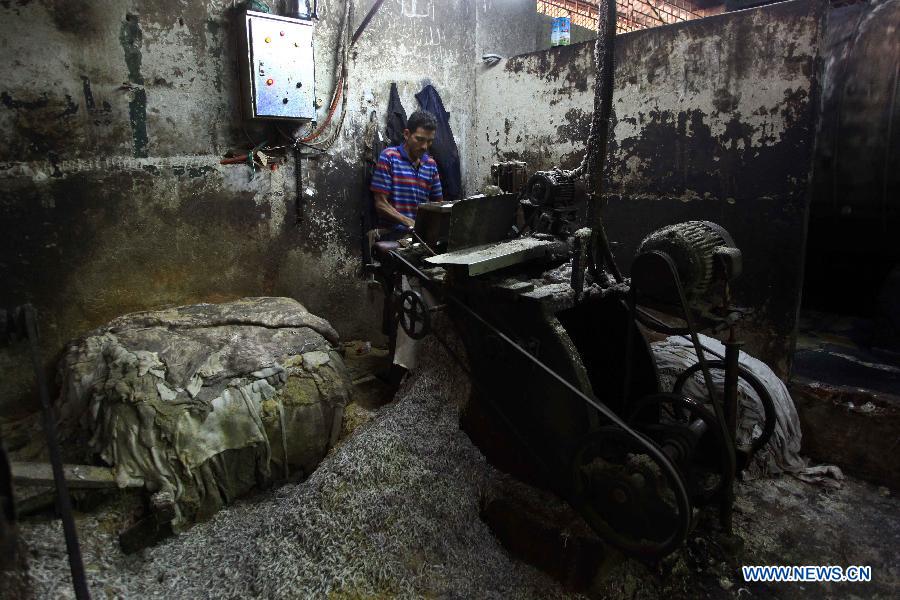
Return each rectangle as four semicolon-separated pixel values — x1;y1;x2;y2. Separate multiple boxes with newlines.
0;0;832;419
472;0;826;373
0;0;477;416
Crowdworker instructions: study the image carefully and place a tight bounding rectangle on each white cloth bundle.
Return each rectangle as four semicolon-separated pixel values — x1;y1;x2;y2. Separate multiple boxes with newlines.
651;334;843;486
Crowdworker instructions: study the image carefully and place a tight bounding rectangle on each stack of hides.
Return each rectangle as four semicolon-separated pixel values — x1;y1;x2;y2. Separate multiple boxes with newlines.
57;297;352;526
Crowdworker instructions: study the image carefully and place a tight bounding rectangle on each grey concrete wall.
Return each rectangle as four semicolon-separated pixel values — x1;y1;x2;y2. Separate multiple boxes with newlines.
0;0;477;417
805;0;900;316
475;0;595;61
471;0;826;374
469;0;595;193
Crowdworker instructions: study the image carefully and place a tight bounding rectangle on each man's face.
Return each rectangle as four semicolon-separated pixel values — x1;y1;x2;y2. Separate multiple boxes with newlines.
403;127;436;162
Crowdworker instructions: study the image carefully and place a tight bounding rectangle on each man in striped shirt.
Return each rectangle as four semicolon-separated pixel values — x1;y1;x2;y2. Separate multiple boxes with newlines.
371;110;443;233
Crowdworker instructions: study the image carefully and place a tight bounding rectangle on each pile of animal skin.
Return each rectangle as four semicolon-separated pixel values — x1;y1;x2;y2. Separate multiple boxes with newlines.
54;297;352;529
6;325;572;599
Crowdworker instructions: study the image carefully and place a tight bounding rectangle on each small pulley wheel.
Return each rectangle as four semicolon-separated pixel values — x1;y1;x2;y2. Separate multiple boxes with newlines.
628;393;732;506
672;361;777;461
570;426;692;559
396;290;430;340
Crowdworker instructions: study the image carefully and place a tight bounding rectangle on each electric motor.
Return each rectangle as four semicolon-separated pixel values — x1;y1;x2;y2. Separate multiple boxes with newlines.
523;170;586;236
636;221;741;298
525;170;579;208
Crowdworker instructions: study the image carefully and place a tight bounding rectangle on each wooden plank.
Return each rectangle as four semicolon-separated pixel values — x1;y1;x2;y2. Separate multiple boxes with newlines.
11;462;144;489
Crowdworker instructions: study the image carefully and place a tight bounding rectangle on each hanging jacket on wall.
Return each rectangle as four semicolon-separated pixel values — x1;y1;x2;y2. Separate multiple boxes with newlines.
386;83;407;147
415;84;462;200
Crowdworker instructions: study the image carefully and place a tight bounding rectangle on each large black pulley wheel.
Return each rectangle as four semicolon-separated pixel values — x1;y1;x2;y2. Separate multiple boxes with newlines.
396;290;430;340
571;426;692;559
628;393;732;506
672;361;776;461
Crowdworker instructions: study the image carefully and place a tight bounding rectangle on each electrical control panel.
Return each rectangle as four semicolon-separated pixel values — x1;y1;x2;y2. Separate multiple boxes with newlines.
239;10;315;121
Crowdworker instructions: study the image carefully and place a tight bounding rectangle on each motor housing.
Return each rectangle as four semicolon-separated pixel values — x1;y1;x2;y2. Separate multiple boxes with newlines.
636;221;741;299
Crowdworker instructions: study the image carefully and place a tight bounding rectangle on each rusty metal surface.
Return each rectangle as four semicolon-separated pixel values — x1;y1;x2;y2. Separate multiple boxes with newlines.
425;237;565;276
448;193;519;250
474;0;826;374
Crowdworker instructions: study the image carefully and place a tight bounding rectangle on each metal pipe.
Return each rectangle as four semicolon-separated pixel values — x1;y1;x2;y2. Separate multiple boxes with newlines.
21;306;90;599
723;340;742;442
720;338;742;535
351;0;386;46
294;146;304;224
584;0;623;283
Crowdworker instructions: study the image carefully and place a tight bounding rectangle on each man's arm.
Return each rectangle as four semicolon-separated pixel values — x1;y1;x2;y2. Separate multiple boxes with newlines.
370;149;414;229
429;168;443;202
374;192;415;229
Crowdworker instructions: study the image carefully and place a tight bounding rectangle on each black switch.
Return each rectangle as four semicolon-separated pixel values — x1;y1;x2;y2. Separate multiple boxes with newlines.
296;82;302;88
283;98;289;104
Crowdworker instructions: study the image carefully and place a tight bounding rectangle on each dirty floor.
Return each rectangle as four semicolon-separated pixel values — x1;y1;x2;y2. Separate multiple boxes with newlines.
3;338;898;599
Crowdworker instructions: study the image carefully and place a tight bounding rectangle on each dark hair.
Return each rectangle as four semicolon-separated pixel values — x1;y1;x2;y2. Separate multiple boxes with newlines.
406;110;437;133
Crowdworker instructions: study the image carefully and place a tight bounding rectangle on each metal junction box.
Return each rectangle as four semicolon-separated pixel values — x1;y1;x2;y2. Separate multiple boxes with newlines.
239;10;315;121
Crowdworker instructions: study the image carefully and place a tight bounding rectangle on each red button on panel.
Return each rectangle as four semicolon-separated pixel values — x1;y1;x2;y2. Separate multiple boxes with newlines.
266;78;274;86
280;31;285;36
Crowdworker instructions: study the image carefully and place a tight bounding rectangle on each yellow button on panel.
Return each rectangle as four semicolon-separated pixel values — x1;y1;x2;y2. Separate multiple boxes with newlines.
265;36;271;43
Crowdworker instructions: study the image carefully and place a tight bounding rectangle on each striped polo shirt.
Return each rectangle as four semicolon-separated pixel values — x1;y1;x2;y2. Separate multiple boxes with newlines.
370;145;443;228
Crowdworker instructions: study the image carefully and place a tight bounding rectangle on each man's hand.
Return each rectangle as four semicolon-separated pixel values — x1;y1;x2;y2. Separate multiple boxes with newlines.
374;193;415;229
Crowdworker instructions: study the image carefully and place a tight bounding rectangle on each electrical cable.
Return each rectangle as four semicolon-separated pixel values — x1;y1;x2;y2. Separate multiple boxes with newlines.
317;32;351;148
300;75;343;143
292;0;380;151
289;0;350;225
295;0;351;148
302;0;352;150
276;123;313;145
309;42;350;148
